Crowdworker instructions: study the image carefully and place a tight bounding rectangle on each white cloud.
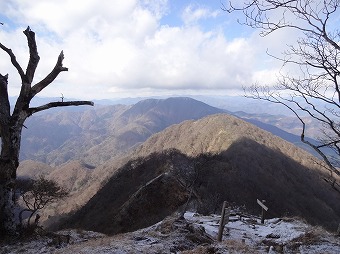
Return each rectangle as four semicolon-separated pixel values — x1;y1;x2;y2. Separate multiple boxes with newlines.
140;0;169;19
251;69;280;86
182;4;220;25
6;0;139;36
0;0;288;99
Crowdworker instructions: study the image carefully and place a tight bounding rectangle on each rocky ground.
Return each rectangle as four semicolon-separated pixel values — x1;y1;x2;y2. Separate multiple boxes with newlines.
1;211;339;253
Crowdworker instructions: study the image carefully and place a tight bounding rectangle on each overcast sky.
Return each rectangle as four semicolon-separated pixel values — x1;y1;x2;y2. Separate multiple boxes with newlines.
0;0;297;100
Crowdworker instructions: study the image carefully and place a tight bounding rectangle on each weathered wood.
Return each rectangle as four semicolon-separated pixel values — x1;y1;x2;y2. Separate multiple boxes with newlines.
0;44;25;80
217;201;228;242
30;50;68;98
257;199;268;211
257;199;268;224
28;101;94;115
261;208;265;224
223;207;230;225
23;27;40;84
0;180;16;235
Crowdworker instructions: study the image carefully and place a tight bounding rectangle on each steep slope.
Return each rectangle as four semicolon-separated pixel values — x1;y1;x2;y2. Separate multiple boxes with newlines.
47;161;94;193
17;160;54;179
60;152;189;234
59;114;340;235
16;160;96;220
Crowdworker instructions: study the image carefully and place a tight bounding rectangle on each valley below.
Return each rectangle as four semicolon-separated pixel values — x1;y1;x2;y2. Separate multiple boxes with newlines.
12;97;340;253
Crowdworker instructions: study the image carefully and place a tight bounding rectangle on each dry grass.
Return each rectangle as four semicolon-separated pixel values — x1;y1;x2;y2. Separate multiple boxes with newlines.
181;245;218;254
284;228;324;251
221;239;261;253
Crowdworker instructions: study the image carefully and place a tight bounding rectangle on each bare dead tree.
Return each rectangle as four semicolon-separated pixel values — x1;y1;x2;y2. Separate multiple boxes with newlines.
0;26;93;236
225;1;340;181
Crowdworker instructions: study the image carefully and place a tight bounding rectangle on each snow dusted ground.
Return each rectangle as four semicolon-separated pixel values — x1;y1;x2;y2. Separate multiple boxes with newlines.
184;212;340;253
1;211;339;253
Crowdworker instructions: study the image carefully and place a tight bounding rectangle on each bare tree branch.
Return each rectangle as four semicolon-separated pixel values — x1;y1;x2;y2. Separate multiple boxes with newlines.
23;26;40;84
226;0;340;47
230;1;340;179
28;101;94;115
30;51;68;98
244;83;340;177
0;43;25;82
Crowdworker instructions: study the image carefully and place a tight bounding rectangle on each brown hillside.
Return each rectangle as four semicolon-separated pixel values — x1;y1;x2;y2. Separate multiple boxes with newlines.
134;114;317;166
55;114;340;234
60;152;189;234
47;160;94;193
17;160;54;178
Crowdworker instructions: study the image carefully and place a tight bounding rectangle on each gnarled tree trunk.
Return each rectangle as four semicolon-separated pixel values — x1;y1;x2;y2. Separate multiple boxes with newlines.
0;161;18;236
0;73;20;236
0;27;93;237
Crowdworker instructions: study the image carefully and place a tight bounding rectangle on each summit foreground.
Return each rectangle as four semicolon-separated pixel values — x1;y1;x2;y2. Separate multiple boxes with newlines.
1;211;339;253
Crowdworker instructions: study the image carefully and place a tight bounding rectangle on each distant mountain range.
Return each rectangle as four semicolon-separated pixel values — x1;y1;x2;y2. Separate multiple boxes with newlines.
21;97;225;166
20;97;324;166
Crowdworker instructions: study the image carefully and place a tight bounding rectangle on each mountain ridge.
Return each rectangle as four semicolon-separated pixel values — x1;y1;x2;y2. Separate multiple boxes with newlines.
55;113;340;234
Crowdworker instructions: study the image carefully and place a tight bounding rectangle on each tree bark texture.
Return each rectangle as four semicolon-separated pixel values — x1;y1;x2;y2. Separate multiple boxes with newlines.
0;27;93;237
0;74;19;236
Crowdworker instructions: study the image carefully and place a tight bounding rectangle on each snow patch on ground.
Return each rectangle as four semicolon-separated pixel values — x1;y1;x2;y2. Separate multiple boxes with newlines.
1;211;339;253
184;211;340;253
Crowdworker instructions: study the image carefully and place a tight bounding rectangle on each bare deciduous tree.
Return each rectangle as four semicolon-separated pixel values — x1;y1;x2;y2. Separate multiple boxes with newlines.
0;27;93;236
225;1;340;181
16;176;68;229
